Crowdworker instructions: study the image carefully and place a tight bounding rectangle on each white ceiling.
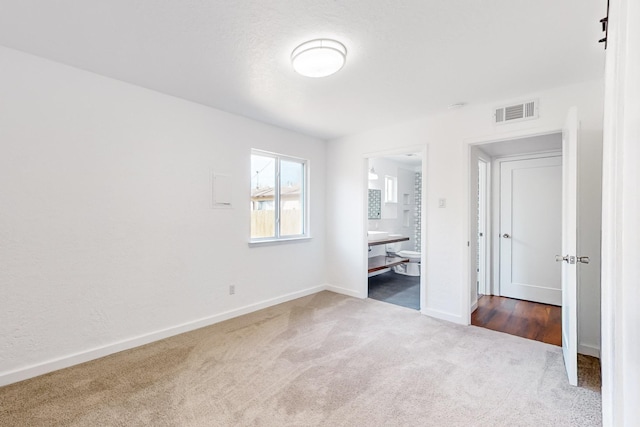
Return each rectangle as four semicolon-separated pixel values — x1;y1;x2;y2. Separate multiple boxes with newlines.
0;1;605;140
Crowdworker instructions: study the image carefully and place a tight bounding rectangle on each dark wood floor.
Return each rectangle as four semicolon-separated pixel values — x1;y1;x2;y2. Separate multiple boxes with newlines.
471;295;562;346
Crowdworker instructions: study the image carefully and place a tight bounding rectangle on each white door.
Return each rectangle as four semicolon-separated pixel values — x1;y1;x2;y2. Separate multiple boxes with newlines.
559;107;580;386
499;155;562;305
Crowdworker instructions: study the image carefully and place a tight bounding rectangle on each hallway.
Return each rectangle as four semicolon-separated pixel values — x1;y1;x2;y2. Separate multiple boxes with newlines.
471;295;561;346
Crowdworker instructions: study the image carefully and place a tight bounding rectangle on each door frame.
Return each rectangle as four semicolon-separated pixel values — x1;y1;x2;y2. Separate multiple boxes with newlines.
600;0;640;421
362;144;429;313
464;128;563;324
477;157;489;297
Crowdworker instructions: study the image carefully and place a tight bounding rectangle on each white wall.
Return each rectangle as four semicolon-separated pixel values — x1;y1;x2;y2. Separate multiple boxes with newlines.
326;80;604;351
0;46;326;385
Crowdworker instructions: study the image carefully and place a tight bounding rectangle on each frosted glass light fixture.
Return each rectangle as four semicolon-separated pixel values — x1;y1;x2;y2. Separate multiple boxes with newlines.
368;167;379;180
291;39;347;78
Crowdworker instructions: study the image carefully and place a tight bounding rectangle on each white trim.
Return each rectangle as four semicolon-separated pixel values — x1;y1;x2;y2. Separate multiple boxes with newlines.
600;0;622;421
578;344;601;359
601;0;640;423
478;152;493;298
462;128;563;147
325;284;366;299
491;157;500;296
477;158;489;297
422;307;465;325
362;157;371;301
470;300;479;313
248;236;312;247
419;147;429;313
0;285;326;387
492;150;562;162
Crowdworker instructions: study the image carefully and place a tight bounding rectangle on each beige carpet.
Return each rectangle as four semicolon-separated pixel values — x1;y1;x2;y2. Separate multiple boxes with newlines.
0;291;601;426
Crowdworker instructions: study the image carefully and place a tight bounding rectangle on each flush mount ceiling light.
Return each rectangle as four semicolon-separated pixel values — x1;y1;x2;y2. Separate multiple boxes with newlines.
291;39;347;78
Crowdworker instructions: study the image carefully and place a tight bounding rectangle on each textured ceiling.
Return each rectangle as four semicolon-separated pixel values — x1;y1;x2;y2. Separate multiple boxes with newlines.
0;1;606;139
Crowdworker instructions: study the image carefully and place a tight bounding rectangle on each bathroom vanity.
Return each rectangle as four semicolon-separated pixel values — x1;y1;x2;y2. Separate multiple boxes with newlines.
367;235;410;273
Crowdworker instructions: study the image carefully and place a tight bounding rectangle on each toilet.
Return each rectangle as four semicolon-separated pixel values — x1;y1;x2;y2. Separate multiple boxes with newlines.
386;241;421;276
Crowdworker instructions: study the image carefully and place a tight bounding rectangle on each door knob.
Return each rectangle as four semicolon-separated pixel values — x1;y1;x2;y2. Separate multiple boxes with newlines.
502;233;510;238
577;256;590;264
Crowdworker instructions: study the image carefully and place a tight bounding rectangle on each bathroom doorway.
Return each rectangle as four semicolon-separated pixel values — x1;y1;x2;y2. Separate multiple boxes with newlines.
366;151;424;310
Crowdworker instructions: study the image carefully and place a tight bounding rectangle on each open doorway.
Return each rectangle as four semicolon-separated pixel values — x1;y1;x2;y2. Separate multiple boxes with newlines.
366;152;423;310
468;132;564;344
468;110;600;389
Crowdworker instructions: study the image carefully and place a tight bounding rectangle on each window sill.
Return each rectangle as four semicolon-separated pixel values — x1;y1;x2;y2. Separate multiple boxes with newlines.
248;236;312;247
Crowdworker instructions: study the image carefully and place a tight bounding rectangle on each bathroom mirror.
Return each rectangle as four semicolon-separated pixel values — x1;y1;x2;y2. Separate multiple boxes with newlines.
368;189;381;219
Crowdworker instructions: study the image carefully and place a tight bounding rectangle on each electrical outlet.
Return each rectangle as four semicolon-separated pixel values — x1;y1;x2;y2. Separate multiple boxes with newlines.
229;284;235;295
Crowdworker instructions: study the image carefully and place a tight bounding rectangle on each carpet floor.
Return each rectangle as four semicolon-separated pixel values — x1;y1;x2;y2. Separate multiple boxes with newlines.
368;271;420;310
0;291;601;426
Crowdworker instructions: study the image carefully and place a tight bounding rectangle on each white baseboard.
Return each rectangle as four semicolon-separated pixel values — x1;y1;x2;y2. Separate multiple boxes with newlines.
578;343;601;358
0;285;326;387
470;300;479;313
324;283;365;299
422;307;465;325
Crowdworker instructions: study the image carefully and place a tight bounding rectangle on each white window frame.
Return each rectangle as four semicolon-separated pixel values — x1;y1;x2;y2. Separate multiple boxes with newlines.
250;149;309;245
384;175;398;203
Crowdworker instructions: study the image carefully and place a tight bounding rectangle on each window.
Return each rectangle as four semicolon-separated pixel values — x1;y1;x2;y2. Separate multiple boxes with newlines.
384;175;397;203
250;150;307;241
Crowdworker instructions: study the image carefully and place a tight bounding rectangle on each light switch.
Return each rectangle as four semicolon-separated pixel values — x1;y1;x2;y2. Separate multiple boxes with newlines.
213;173;232;208
438;198;446;208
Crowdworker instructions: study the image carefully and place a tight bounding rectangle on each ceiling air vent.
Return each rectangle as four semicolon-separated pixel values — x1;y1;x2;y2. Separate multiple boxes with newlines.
494;99;538;125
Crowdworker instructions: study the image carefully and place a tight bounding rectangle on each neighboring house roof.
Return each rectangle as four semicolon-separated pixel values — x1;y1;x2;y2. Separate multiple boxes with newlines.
251;186;300;200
